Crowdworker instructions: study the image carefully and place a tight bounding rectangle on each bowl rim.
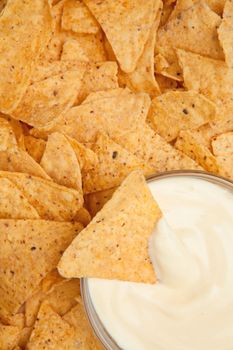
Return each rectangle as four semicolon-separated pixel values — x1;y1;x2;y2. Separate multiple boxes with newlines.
81;170;233;350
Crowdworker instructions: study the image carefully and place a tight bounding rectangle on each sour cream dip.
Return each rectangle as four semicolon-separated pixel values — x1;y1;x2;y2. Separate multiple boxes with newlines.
86;174;233;350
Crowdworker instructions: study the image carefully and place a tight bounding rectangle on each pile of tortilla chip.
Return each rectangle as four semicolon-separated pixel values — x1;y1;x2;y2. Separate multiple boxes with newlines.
0;0;232;348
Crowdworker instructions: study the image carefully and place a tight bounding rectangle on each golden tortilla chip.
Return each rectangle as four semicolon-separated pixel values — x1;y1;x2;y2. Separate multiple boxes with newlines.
2;116;26;150
159;1;175;27
122;3;162;97
0;219;83;321
0;171;83;221
0;324;21;350
40;132;82;191
0;178;39;219
85;188;116;217
114;123;202;171
27;302;77;350
61;39;90;61
147;91;216;141
18;327;33;349
24;136;46;163
216;155;233;180
155;74;180;92
62;31;107;62
58;171;160;283
83;132;153;193
177;49;233;117
211;132;233;156
84;0;160;73
12;69;86;128
0;117;17;150
156;1;223;79
218;0;233;68
31;89;151;142
63;301;103;350
0;148;50;179
38;35;64;63
6;313;25;329
175;129;219;173
25;279;80;328
0;0;52;113
62;0;100;34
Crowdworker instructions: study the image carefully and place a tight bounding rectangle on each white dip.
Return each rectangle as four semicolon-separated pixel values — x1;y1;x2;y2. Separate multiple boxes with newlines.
88;176;233;350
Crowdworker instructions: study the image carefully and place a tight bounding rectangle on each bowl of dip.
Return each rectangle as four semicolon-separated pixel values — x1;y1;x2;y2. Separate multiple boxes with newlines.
81;170;233;350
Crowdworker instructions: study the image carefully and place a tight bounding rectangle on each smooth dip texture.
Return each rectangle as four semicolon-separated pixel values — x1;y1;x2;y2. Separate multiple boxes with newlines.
88;176;233;350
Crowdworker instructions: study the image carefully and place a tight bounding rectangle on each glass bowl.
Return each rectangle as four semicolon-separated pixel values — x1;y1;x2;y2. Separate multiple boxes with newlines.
81;170;233;350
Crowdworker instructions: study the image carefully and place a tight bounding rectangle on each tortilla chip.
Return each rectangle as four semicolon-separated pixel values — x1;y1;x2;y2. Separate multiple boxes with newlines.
0;324;21;350
31;89;151;142
85;188;116;217
177;49;233;117
65;135;98;172
156;1;223;79
0;0;52;113
216;155;233;180
211;132;233;156
62;31;107;63
38;35;64;63
61;39;90;61
64;301;103;349
122;3;162;97
40;132;82;191
175;129;219;173
1;116;26;150
77;61;119;103
84;0;159;73
73;207;91;226
12;69;86;128
0;219;83;321
58;171;160;283
0;148;50;179
6;313;25;329
25;279;80;328
62;0;100;34
18;327;33;349
147;91;216;141
24;136;46;163
160;1;175;27
218;0;233;68
27;302;77;350
0;171;83;221
113;122;202;171
206;0;226;14
0;117;17;150
0;178;39;219
83;132;153;193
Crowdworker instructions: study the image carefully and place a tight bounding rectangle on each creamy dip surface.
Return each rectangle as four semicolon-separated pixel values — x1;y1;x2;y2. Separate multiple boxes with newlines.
88;176;233;350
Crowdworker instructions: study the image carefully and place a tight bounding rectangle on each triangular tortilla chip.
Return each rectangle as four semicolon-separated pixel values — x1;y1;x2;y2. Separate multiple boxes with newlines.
24;136;46;163
0;148;50;180
12;69;86;128
84;0;159;73
83;132;153;193
177;49;233;117
218;0;233;68
0;324;21;350
58;171;161;283
156;1;223;79
0;178;39;219
27;302;77;350
62;0;100;34
31;89;151;142
40;132;82;191
0;219;83;321
211;132;233;156
64;300;102;349
25;279;80;328
73;207;91;226
122;1;162;97
0;171;83;221
175;129;219;173
148;91;216;141
0;0;52;113
0;117;17;151
113;123;202;171
85;188;116;217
